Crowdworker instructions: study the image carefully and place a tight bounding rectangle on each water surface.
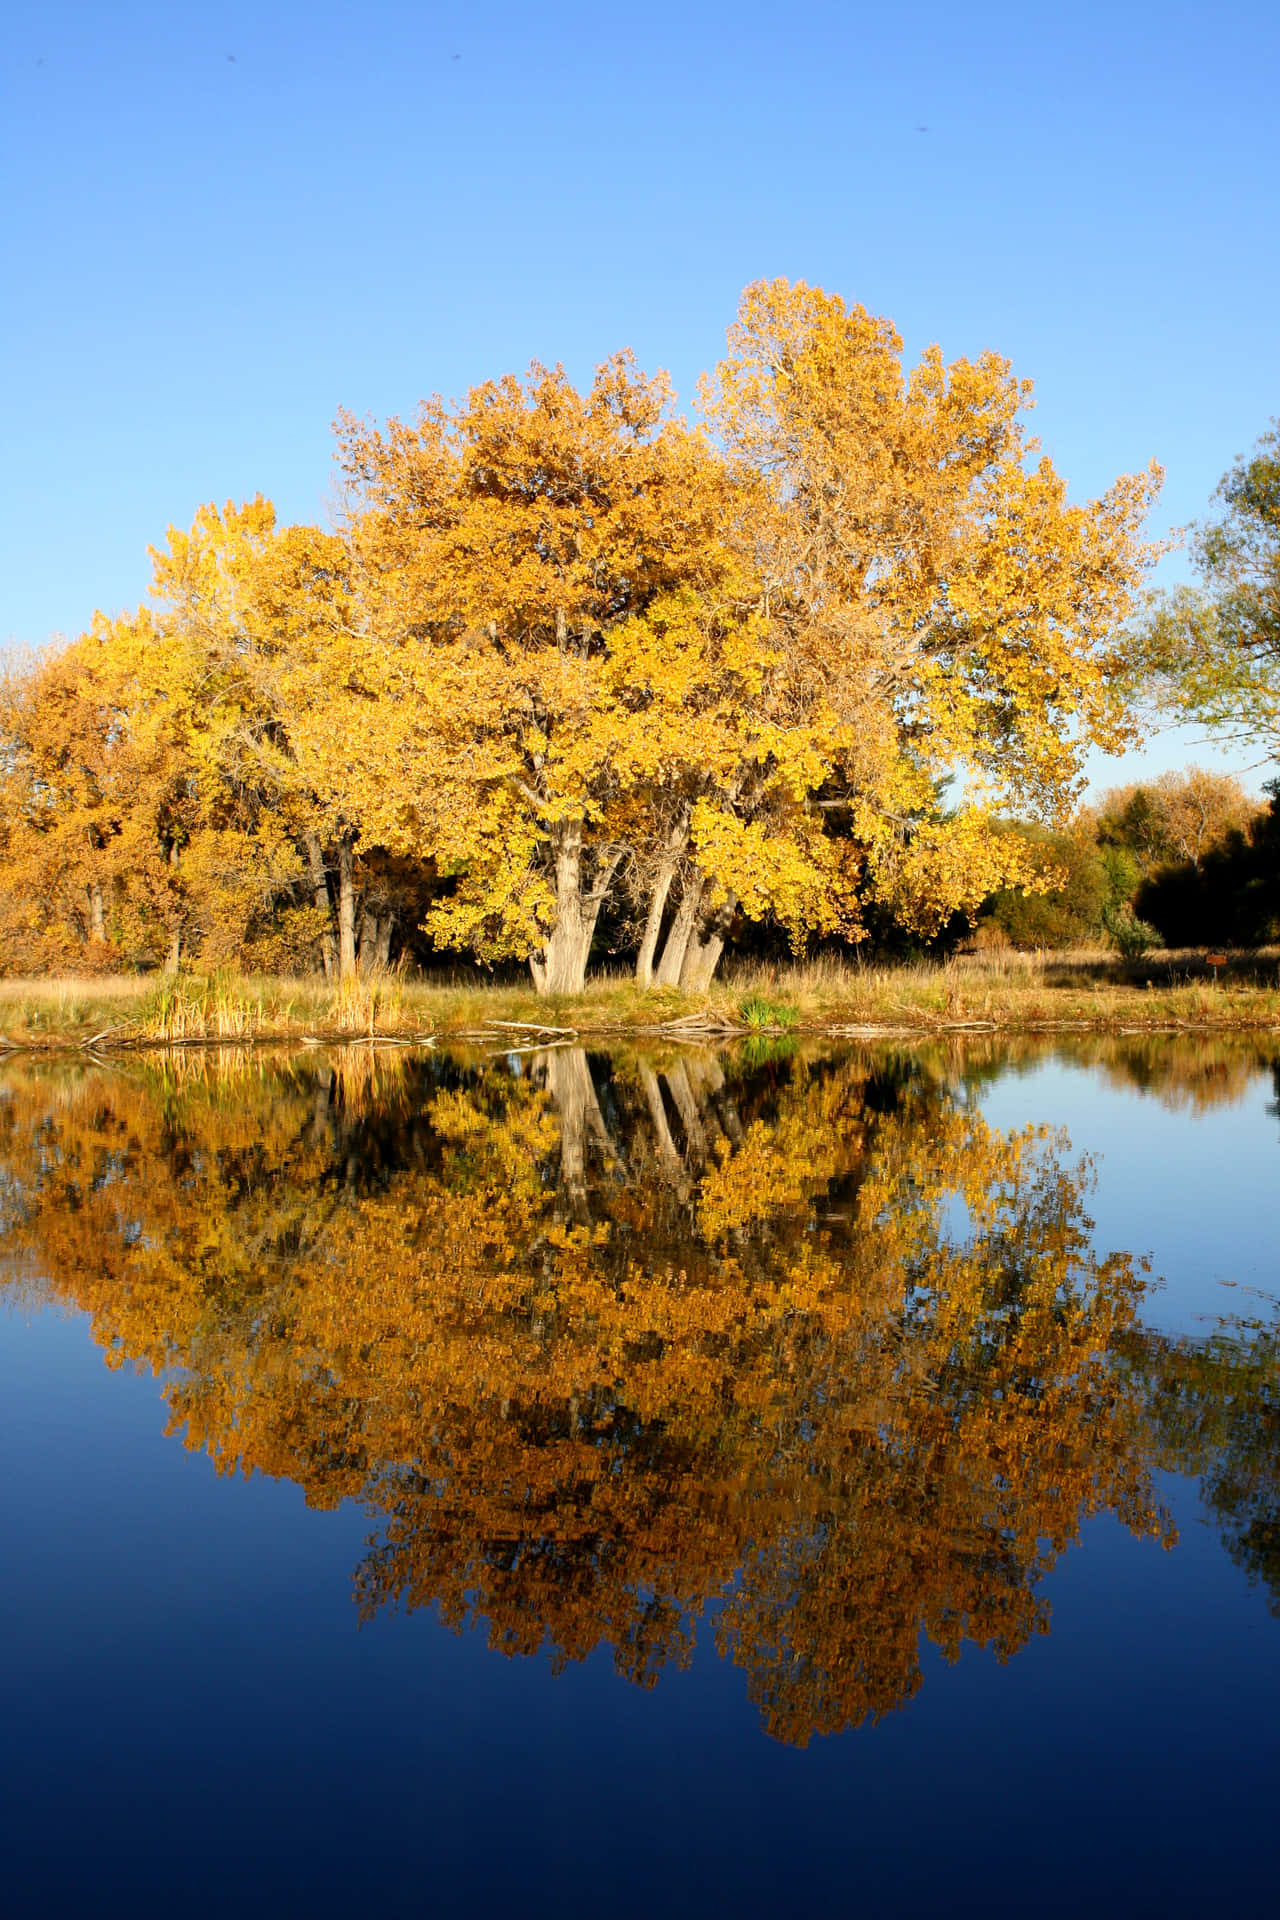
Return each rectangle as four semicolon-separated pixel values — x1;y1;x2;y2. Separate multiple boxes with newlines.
1;1036;1277;1915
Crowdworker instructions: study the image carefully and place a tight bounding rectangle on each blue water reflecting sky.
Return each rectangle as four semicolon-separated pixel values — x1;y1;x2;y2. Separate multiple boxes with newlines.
977;1057;1280;1333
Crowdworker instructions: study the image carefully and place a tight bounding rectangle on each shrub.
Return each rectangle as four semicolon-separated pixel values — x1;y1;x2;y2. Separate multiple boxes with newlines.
1102;903;1164;959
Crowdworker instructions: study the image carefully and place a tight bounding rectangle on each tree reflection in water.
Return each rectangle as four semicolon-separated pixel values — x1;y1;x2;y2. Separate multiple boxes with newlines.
0;1040;1274;1744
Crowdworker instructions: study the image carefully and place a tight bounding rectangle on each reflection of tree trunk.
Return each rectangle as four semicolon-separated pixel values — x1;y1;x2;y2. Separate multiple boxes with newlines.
689;1052;744;1144
542;1046;608;1221
679;890;736;991
653;874;704;988
337;835;357;980
311;1066;333;1143
639;1065;689;1196
636;815;689;988
690;1052;724;1095
584;1077;626;1175
304;832;337;980
530;822;622;997
665;1059;708;1161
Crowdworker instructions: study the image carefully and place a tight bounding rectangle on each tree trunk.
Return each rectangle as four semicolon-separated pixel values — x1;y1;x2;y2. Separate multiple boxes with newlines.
357;909;378;975
652;873;704;988
375;912;395;970
679;889;737;991
635;815;689;987
87;882;106;943
304;832;337;980
529;823;621;997
163;840;182;974
337;836;357;980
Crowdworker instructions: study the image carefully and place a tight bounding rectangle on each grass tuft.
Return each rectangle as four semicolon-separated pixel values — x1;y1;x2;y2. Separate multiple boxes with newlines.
739;991;800;1031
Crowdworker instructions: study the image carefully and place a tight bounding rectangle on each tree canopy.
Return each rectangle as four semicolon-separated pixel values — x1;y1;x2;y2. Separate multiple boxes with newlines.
0;281;1163;989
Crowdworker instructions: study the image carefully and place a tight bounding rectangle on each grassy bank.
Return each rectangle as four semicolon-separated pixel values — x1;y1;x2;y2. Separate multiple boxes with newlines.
1;949;1278;1052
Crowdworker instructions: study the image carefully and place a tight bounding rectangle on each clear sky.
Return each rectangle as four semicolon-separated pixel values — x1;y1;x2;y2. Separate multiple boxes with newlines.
3;0;1277;789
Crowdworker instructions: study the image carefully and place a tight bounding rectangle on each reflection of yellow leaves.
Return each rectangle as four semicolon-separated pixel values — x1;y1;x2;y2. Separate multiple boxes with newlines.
0;1046;1172;1746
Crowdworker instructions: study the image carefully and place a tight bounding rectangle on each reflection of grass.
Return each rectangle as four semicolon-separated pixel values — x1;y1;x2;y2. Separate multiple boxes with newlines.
0;946;1279;1050
741;1032;799;1068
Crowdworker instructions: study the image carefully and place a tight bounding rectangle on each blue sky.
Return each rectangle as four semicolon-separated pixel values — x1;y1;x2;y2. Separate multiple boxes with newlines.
3;0;1277;788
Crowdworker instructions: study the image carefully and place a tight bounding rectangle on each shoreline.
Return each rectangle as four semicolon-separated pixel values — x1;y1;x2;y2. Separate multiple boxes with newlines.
2;972;1279;1055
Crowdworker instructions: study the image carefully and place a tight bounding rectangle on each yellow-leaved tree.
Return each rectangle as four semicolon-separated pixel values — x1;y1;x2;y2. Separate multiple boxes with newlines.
666;278;1166;973
0;637;138;970
0;279;1164;989
325;355;756;992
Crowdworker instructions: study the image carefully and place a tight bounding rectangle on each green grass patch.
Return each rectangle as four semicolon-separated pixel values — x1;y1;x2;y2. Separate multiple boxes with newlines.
738;991;800;1031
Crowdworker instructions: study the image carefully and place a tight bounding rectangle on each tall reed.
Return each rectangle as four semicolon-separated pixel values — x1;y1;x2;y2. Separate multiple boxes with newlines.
139;970;269;1041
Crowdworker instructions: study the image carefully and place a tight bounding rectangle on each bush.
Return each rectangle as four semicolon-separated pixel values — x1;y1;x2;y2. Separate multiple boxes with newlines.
1102;903;1164;958
978;821;1115;949
968;920;1011;953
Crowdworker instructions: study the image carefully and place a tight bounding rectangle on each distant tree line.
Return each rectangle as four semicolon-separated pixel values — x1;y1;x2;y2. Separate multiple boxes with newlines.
975;767;1280;953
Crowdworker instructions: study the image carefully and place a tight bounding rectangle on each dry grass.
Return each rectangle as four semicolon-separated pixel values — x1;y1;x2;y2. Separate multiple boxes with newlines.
722;948;1280;1034
0;973;152;1045
0;947;1277;1053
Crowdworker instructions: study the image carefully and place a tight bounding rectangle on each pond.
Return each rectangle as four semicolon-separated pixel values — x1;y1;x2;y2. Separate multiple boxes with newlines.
1;1036;1277;1916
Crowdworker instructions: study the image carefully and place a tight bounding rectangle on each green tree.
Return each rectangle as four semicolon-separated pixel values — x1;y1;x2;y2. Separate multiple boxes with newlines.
1136;421;1280;757
979;820;1117;948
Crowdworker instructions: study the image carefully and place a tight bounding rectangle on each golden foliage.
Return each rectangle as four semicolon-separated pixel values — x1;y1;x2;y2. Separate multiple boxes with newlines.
1;283;1161;990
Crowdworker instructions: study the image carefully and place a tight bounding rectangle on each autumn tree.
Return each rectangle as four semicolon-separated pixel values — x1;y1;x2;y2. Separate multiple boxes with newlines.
0;640;135;969
69;497;437;977
319;289;1161;992
683;280;1162;963
323;356;773;992
140;499;365;975
1095;767;1260;876
1128;779;1278;948
0;611;254;973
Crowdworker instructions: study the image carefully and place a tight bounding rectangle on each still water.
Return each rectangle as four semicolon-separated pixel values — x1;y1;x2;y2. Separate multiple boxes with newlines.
1;1036;1277;1916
